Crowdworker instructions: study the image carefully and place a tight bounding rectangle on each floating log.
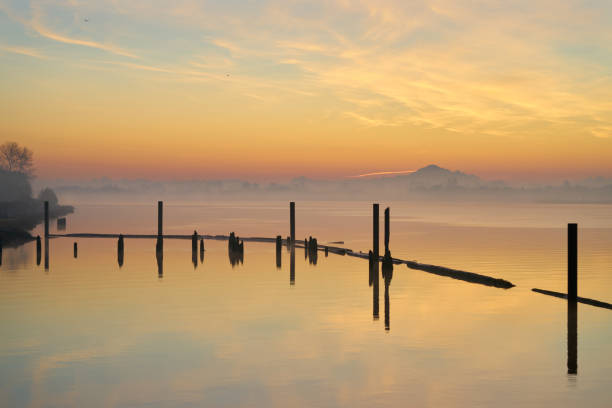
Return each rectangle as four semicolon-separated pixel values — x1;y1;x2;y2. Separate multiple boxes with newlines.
404;260;514;289
532;288;612;310
49;231;515;289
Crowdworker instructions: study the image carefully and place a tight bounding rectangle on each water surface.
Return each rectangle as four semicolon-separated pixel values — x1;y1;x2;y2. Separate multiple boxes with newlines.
1;201;611;407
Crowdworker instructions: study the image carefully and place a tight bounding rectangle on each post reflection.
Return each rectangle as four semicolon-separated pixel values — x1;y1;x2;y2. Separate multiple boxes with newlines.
156;237;163;278
44;237;49;270
117;234;124;268
382;259;393;331
372;260;379;320
36;236;41;266
290;247;295;286
568;300;577;375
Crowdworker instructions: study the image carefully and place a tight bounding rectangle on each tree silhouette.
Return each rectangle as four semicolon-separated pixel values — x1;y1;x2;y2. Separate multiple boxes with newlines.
0;142;33;175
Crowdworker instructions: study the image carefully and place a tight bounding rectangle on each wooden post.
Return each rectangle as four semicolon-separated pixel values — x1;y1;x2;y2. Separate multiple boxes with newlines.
44;201;49;238
384;207;390;255
290;202;295;246
568;223;577;301
73;242;78;258
157;201;163;237
373;204;379;261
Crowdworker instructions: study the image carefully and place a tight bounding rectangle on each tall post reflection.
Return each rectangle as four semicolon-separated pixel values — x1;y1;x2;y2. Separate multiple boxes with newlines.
382;259;393;331
568;300;577;375
290;247;295;286
117;234;124;268
44;237;49;271
36;235;41;266
156;237;163;278
372;257;379;320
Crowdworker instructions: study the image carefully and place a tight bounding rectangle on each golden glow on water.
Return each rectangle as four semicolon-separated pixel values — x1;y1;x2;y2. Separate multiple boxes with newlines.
1;202;612;406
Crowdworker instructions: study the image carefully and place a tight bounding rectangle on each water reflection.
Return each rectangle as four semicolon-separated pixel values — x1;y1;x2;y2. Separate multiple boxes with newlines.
156;237;163;278
372;259;379;320
568;300;577;375
36;235;41;266
290;247;295;286
117;235;124;268
192;231;198;269
200;238;204;264
275;236;282;269
200;239;205;264
382;259;393;331
44;237;49;270
307;237;318;265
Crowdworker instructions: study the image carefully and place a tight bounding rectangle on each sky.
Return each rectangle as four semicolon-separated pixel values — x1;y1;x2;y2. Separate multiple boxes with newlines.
1;0;611;181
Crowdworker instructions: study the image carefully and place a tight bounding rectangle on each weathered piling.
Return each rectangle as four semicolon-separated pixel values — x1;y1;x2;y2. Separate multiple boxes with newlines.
568;223;577;301
36;235;41;265
568;300;577;374
276;235;282;269
373;204;379;260
44;201;49;238
228;232;244;267
307;237;318;265
118;234;124;267
157;201;163;237
286;236;291;252
290;202;295;246
384;207;390;255
192;230;198;253
73;242;78;258
325;246;328;257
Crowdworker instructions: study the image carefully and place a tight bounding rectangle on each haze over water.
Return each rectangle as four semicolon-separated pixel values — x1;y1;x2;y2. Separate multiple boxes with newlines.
1;201;611;407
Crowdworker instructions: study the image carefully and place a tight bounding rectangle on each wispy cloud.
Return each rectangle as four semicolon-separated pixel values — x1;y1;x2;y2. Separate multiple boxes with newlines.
349;170;416;178
30;20;138;58
0;45;45;58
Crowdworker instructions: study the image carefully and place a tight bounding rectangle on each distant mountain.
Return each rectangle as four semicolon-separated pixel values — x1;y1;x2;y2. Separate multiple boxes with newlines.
388;164;484;188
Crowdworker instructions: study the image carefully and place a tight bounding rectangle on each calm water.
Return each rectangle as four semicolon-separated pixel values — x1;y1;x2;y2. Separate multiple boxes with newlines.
1;201;611;407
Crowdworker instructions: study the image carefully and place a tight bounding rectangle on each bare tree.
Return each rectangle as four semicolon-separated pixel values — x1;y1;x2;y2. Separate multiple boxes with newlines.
0;142;34;175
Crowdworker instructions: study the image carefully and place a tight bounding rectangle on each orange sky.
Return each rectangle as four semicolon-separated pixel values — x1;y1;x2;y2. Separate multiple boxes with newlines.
1;1;611;181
